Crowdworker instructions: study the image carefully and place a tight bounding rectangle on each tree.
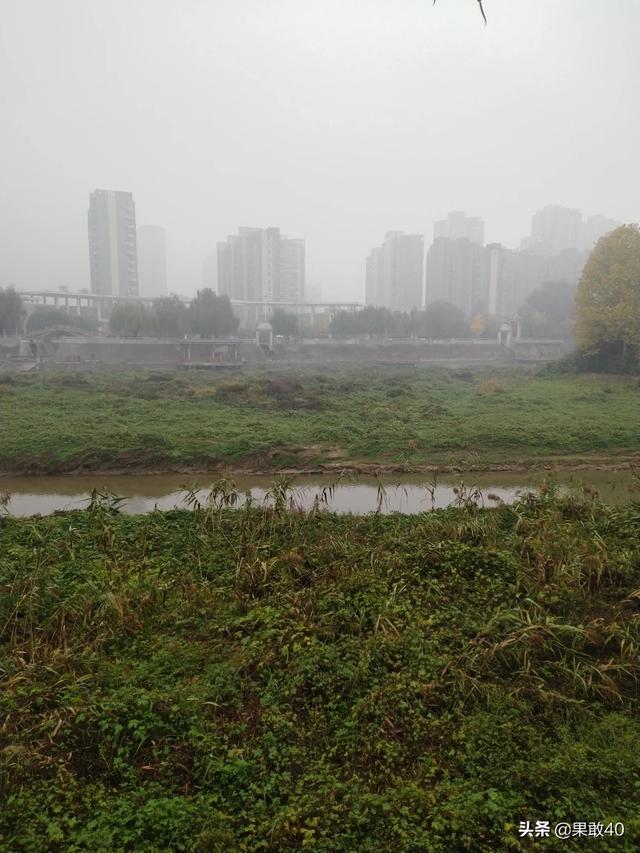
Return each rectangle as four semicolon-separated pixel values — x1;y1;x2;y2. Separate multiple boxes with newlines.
519;281;575;340
109;303;155;338
0;287;24;335
26;307;97;334
152;297;188;337
188;290;239;338
330;306;396;338
329;310;359;337
270;309;299;340
469;312;500;339
418;301;469;339
574;225;640;359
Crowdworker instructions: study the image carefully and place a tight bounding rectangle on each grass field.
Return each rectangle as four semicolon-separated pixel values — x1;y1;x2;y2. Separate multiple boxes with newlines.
1;488;639;850
1;366;638;474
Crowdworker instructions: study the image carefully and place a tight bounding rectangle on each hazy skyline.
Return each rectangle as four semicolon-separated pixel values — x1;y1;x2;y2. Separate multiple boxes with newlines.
2;0;638;300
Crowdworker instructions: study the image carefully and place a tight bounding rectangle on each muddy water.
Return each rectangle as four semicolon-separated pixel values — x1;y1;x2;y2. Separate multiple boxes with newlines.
0;470;637;517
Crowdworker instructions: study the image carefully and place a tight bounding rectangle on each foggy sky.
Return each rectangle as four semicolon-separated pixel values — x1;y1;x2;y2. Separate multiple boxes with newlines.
1;0;639;301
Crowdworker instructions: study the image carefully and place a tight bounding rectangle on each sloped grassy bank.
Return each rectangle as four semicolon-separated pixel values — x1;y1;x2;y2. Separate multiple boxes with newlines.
1;368;639;474
1;489;640;851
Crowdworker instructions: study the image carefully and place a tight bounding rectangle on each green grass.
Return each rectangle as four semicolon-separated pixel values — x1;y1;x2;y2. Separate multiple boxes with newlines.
1;488;640;850
0;366;638;473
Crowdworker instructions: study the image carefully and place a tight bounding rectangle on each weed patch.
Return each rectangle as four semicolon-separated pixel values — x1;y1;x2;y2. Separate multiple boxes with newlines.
0;492;639;849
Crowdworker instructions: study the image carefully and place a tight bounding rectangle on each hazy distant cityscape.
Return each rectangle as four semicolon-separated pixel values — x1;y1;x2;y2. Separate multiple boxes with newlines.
17;188;624;333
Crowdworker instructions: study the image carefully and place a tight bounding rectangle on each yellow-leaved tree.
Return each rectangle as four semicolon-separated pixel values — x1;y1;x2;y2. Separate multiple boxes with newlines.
574;225;640;360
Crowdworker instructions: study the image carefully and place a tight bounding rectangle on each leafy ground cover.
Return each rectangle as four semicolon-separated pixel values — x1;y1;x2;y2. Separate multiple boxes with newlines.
1;486;640;850
0;367;638;474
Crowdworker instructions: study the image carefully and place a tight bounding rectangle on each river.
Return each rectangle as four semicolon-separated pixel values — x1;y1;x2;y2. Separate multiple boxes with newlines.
0;470;637;517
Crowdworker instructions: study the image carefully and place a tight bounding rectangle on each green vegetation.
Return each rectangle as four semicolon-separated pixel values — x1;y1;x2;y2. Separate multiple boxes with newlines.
329;303;481;339
574;225;640;370
0;286;24;336
270;308;300;339
330;290;567;341
109;291;238;339
26;307;98;334
519;281;575;341
0;367;638;474
1;487;639;850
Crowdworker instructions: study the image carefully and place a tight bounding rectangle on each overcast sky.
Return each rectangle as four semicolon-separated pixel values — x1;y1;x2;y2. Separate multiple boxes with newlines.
1;0;638;300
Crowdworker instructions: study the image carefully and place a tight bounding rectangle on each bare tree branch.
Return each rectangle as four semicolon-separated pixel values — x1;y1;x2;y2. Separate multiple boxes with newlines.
433;0;488;25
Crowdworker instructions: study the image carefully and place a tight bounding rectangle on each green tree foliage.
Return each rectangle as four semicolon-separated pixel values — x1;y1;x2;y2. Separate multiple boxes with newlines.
109;303;155;338
469;312;500;340
418;300;469;339
270;309;299;339
188;290;239;338
330;306;414;338
107;294;238;339
331;306;388;337
330;304;471;339
0;287;24;335
574;225;640;360
25;307;98;334
519;281;575;340
153;297;188;337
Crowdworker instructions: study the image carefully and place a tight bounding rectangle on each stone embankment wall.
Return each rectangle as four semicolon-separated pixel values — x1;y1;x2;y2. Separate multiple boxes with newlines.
1;335;568;369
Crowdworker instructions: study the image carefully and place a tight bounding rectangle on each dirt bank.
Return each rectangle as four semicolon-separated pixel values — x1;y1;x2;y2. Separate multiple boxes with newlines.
1;452;638;479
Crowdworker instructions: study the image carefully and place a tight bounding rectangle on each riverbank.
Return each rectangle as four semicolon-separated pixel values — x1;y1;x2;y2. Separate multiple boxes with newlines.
1;494;639;850
1;367;638;475
2;454;639;479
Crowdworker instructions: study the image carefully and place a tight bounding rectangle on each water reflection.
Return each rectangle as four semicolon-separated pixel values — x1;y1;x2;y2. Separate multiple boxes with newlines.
0;470;637;517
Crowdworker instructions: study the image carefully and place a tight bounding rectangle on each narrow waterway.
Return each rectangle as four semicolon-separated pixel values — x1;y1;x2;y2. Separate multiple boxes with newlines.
0;470;637;517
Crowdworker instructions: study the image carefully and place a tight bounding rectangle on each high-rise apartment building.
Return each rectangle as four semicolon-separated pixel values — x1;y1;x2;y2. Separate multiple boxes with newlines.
88;190;138;296
524;205;621;255
528;205;583;254
137;225;167;298
433;211;485;246
365;231;424;312
216;227;305;303
423;205;620;323
279;238;306;302
425;237;486;318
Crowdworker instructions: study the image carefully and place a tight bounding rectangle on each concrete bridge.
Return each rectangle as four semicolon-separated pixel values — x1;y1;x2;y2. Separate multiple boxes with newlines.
18;289;363;325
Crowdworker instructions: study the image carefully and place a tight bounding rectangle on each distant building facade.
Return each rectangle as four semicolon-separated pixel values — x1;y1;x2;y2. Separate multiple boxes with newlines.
425;212;486;318
202;253;218;292
88;190;138;296
527;205;584;254
433;210;484;246
217;227;305;303
279;237;306;302
425;237;485;318
137;225;167;298
523;205;620;254
365;231;424;312
426;206;620;322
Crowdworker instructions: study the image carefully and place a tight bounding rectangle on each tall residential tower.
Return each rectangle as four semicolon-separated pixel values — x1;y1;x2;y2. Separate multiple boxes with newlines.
216;226;305;303
365;231;424;312
137;225;167;298
433;211;484;245
88;190;138;296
